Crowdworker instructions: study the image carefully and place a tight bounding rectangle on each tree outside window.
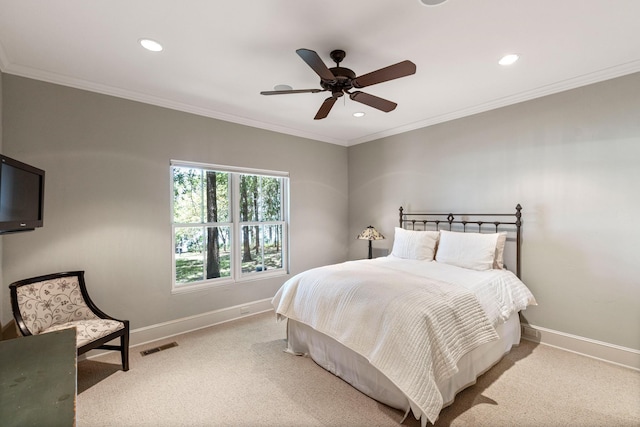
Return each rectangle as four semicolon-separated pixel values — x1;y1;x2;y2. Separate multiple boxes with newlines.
172;163;288;289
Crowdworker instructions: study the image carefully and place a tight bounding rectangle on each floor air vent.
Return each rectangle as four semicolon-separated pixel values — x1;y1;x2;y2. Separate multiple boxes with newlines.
140;342;178;356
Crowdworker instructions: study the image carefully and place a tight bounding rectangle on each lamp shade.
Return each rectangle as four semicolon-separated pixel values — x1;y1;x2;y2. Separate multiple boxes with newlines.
357;226;385;241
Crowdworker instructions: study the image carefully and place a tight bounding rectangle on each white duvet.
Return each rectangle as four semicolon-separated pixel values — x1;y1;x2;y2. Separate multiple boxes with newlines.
272;257;536;425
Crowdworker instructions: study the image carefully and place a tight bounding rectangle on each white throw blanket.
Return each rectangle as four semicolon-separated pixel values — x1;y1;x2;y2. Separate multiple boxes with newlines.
272;258;536;425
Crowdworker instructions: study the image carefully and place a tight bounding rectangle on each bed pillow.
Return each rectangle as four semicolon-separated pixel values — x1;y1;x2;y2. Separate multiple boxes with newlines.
493;231;508;269
435;230;500;271
391;227;439;261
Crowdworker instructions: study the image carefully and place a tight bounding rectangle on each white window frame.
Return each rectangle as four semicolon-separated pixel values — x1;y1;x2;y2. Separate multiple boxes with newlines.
171;160;289;294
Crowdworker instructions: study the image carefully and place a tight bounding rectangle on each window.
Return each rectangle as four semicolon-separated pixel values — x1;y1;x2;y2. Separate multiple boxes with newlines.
171;161;288;291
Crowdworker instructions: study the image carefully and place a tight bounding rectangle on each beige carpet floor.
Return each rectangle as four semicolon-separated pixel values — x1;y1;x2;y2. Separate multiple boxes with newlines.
77;311;640;427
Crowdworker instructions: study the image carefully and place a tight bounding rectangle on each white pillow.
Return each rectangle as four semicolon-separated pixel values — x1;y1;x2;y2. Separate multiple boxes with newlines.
435;230;500;271
493;232;507;269
391;227;439;261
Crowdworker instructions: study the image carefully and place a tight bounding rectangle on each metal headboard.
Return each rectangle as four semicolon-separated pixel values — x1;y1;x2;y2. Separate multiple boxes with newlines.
399;204;522;278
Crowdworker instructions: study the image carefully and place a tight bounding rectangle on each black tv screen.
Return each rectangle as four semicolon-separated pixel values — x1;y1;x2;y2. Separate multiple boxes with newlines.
0;155;45;233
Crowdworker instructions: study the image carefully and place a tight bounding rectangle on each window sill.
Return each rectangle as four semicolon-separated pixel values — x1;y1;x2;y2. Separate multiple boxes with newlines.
171;269;288;295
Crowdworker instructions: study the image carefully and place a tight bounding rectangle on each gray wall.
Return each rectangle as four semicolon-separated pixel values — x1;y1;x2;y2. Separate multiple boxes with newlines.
1;74;349;329
348;72;640;350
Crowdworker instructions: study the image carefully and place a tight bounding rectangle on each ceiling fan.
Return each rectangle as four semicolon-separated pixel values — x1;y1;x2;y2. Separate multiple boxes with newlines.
260;49;417;120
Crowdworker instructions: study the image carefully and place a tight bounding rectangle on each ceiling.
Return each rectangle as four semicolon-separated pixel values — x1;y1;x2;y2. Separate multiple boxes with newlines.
1;1;639;146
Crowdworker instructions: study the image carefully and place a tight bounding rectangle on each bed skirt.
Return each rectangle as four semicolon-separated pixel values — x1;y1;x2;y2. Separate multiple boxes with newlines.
286;314;521;419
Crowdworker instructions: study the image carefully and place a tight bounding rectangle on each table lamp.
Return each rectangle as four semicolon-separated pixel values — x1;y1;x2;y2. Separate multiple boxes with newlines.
357;226;385;259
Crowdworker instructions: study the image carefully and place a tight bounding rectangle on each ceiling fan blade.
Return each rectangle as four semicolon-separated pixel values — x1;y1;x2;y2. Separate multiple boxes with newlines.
296;48;336;82
260;89;323;95
314;97;338;120
349;91;397;112
352;60;416;88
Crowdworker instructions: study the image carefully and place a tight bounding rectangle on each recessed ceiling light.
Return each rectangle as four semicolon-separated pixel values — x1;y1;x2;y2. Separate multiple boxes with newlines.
499;54;519;66
418;0;448;6
274;84;293;91
139;38;163;52
353;112;365;118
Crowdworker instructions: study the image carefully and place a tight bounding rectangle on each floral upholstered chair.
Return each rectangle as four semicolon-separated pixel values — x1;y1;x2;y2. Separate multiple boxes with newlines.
9;271;129;371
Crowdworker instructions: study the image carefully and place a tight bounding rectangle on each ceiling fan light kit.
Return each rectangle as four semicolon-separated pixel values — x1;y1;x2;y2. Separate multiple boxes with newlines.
260;48;416;120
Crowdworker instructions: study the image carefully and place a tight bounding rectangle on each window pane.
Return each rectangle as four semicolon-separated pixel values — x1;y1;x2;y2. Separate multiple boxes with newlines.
239;174;282;222
175;226;205;283
204;225;232;279
240;224;283;274
173;167;204;223
264;224;283;270
173;167;230;224
175;226;231;284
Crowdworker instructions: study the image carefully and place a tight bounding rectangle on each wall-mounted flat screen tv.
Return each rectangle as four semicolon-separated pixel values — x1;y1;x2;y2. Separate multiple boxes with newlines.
0;154;45;234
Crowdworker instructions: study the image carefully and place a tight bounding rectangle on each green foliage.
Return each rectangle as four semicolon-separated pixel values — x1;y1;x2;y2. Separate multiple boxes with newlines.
173;167;230;224
240;174;282;221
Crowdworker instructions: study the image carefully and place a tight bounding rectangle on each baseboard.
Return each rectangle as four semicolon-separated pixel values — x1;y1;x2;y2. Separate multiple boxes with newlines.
521;324;640;371
130;298;275;348
82;298;274;360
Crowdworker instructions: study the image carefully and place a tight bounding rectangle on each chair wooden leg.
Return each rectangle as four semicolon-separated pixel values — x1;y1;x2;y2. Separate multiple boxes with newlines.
121;332;130;371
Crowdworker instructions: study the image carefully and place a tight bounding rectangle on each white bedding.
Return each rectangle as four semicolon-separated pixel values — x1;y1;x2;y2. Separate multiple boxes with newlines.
287;313;521;416
272;257;536;425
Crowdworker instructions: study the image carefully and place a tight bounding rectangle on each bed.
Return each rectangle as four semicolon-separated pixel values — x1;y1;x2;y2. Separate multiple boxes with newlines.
272;205;536;426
